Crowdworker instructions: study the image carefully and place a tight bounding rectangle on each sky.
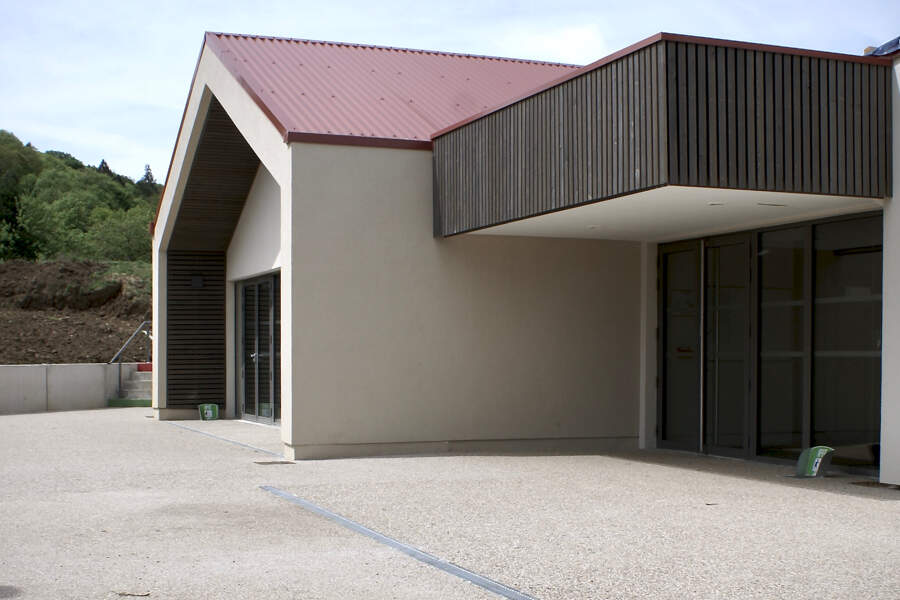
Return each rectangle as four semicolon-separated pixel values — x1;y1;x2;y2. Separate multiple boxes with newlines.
1;0;898;182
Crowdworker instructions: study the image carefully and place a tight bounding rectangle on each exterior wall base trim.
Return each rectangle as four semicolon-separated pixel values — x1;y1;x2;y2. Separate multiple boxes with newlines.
154;407;202;420
284;436;638;460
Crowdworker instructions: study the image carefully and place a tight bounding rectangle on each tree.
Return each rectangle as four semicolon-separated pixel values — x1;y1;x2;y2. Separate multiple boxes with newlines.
136;164;157;197
139;164;155;185
0;130;43;259
1;129;157;262
45;150;84;170
85;203;152;261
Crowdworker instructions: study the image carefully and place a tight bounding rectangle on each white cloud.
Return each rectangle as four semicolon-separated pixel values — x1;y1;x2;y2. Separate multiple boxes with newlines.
491;22;611;65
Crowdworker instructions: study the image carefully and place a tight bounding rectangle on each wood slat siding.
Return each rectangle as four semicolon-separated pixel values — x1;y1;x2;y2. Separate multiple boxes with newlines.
167;251;225;407
665;41;892;197
169;97;260;251
434;41;892;236
434;43;668;236
165;95;258;408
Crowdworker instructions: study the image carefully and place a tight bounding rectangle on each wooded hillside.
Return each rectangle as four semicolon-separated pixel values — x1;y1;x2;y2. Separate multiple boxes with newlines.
0;129;161;262
0;130;158;363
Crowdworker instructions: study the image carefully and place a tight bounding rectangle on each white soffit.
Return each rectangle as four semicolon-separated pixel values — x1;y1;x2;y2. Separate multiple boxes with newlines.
469;186;883;242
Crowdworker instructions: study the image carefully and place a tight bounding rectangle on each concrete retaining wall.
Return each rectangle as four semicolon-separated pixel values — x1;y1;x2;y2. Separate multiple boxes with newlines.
0;363;138;415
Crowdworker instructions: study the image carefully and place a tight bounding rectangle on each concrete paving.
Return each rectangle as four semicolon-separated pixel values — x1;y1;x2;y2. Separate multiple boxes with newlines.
1;409;899;599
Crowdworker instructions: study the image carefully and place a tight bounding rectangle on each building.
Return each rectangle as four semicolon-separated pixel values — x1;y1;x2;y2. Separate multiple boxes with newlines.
152;31;900;483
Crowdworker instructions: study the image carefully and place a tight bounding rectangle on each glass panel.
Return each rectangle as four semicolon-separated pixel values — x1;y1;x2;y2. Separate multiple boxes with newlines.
662;247;700;448
758;227;806;460
813;216;882;467
705;242;748;450
257;281;273;419
243;285;257;417
273;275;281;421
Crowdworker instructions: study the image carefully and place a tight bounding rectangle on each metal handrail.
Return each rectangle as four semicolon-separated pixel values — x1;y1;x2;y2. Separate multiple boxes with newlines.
109;320;152;364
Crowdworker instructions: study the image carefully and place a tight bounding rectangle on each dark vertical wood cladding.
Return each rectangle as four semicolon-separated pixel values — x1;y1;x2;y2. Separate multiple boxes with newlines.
665;41;892;198
167;251;225;407
434;41;892;236
435;43;668;236
165;95;258;408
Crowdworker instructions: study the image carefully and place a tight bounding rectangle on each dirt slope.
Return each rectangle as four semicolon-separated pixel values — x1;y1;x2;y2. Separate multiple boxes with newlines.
0;260;151;364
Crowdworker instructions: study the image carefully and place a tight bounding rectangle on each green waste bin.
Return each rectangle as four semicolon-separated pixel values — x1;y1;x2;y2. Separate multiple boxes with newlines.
198;403;219;421
795;446;833;477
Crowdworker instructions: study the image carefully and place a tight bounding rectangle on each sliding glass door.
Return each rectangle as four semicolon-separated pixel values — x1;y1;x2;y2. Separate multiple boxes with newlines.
704;234;751;457
659;212;882;469
239;274;281;423
758;227;808;460
812;217;882;467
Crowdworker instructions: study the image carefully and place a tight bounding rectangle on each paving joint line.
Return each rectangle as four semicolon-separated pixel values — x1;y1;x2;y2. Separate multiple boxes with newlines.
261;485;537;600
165;421;283;457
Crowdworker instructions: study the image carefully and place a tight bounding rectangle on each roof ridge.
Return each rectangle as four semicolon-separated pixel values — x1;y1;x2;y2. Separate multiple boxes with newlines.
206;31;580;68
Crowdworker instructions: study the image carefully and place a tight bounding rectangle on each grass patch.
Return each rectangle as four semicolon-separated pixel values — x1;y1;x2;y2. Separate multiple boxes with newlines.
100;260;151;282
94;261;151;298
109;398;152;407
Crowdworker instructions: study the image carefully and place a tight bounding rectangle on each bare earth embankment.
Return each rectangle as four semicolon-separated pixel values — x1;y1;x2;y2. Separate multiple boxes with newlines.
0;260;151;364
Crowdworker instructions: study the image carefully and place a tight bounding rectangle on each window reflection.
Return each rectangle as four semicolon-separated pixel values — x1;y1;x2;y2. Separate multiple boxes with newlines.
813;217;882;467
758;228;806;460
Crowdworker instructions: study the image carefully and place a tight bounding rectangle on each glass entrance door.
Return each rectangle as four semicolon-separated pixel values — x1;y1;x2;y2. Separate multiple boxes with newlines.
659;236;751;456
240;275;279;422
658;241;702;451
659;213;882;469
704;235;751;457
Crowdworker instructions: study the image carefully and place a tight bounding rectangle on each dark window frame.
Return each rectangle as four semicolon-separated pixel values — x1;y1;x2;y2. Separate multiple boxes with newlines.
235;271;281;424
658;209;882;473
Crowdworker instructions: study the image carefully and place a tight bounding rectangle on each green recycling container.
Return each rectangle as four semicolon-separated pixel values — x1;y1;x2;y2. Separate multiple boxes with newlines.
198;403;219;421
795;445;833;477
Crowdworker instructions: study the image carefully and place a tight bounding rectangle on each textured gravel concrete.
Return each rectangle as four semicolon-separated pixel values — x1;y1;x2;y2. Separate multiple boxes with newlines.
273;454;900;600
0;409;493;599
2;409;899;599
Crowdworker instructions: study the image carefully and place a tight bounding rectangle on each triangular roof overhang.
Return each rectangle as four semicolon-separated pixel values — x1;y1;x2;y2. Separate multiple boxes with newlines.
154;41;291;252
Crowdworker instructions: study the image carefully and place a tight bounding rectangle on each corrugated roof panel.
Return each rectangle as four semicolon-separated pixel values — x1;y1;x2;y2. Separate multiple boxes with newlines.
205;33;578;146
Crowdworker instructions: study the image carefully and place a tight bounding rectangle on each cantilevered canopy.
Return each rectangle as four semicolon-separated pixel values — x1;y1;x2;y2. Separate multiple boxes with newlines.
434;34;893;239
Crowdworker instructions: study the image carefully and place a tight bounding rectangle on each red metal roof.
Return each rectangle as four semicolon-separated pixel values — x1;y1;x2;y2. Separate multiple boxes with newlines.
432;32;895;139
205;32;578;149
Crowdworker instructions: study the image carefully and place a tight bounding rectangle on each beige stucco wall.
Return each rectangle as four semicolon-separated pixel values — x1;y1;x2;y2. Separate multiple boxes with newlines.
880;56;900;485
286;142;642;458
226;164;282;281
224;164;283;418
639;242;658;449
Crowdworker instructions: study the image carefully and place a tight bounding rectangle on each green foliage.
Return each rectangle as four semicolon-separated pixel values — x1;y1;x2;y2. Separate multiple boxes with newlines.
85;203;155;261
0;130;43;259
100;259;152;282
0;221;14;258
135;164;157;197
45;150;85;170
0;129;162;262
97;260;152;298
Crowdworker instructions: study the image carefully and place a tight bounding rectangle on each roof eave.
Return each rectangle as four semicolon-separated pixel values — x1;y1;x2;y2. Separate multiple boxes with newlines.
155;34;211;229
285;131;432;150
204;32;292;142
431;31;895;140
